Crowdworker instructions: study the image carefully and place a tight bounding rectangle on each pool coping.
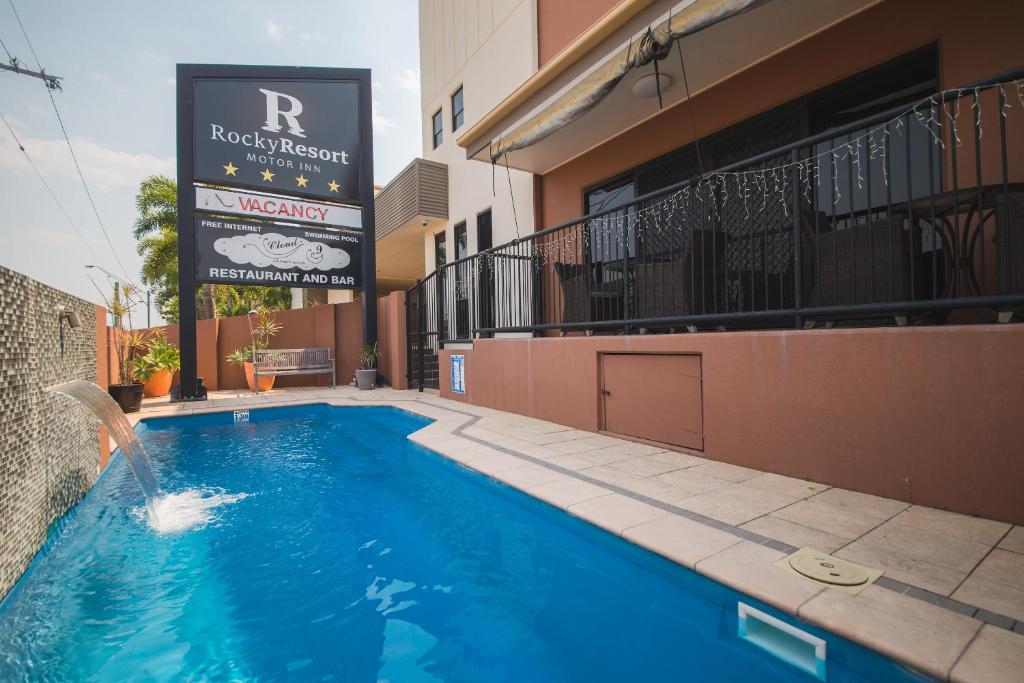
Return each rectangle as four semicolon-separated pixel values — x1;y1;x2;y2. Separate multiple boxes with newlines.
131;388;1024;683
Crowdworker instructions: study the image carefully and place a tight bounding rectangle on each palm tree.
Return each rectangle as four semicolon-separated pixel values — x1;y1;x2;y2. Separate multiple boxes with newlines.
134;175;215;321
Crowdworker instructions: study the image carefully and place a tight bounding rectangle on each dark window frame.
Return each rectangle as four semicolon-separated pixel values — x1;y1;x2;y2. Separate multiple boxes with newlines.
434;229;446;267
453;221;468;260
451;85;464;131
431;109;443;149
476;208;492;252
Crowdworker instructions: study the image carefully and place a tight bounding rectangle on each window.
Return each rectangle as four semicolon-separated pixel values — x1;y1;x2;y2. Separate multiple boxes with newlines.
431;109;443;149
451;86;464;131
434;230;446;267
476;209;492;251
454;222;468;260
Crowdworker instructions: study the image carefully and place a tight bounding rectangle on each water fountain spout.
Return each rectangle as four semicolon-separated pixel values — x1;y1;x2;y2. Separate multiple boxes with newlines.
48;380;161;523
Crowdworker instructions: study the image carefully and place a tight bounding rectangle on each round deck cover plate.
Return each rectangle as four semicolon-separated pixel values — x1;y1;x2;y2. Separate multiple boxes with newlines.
789;553;869;586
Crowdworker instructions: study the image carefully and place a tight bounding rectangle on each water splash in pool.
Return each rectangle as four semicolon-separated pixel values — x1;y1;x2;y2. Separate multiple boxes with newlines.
137;489;250;534
48;380;162;522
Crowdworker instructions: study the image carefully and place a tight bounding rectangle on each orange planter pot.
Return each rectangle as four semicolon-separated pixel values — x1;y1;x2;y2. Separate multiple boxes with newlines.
244;362;276;393
143;369;173;398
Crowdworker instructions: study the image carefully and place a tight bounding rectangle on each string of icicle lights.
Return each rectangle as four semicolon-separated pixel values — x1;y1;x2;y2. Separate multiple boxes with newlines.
440;79;1024;276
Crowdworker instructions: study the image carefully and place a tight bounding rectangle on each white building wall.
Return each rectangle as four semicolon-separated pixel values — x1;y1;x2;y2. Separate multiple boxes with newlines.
418;0;537;274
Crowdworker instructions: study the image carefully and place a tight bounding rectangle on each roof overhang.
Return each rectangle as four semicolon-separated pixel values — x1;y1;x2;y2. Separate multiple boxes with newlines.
459;0;885;175
373;158;448;286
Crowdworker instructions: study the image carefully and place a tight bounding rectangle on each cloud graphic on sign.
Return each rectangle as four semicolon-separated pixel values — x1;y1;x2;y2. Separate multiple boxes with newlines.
214;233;350;271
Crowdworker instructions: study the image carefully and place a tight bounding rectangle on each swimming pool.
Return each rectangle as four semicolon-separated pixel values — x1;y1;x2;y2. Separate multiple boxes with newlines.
0;404;928;681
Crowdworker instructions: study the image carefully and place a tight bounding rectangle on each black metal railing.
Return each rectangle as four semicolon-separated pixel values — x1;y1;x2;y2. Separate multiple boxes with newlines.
407;68;1024;389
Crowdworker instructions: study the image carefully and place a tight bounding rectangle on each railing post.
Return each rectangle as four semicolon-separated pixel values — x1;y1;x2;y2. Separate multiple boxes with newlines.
622;215;632;332
791;149;803;330
416;278;426;392
404;291;412;388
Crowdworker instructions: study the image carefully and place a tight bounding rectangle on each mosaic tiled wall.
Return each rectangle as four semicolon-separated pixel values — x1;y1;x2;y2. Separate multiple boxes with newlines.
0;265;100;600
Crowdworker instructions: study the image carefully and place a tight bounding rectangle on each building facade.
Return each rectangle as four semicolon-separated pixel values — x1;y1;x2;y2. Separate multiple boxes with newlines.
404;0;1024;524
418;0;537;276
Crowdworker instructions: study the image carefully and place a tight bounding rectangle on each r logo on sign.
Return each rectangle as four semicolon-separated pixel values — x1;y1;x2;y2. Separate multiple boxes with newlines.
260;88;306;138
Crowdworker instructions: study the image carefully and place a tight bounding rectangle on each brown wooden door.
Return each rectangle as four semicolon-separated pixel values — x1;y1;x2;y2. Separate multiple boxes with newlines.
601;353;703;450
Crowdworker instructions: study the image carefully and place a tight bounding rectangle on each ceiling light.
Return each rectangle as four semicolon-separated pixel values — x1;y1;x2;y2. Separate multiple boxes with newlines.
632;73;673;99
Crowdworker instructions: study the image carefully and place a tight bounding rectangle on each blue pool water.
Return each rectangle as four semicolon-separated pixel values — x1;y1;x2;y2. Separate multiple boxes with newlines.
0;405;928;682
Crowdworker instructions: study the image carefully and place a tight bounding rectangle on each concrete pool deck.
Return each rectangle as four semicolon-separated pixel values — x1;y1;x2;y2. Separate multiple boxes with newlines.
133;386;1024;682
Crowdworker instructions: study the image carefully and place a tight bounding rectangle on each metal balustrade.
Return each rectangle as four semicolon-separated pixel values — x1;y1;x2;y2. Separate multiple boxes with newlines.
407;68;1024;390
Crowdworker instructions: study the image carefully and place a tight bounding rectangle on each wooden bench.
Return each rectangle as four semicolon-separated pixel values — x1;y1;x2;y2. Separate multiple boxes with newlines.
253;348;335;393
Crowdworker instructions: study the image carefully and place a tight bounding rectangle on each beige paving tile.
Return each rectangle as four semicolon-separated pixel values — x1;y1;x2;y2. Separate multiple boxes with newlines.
643;450;705;469
492;463;566;490
673;484;801;526
695;541;824;613
577;464;642;487
568;493;669;534
623;514;741;568
952;549;1024;622
514;444;563;460
609;455;688;478
997;526;1024;554
798;585;981;681
573;434;627;450
809;488;909;520
617;477;696;505
740;516;851;553
653;469;732;496
545;439;606;455
527;479;612;509
743;473;829;499
836;540;967;596
848;520;992;574
889;506;1011;546
950;625;1024;683
573;448;634;466
544;454;597;471
464;451;532;476
686;461;761;482
597;440;667;456
772;498;892;540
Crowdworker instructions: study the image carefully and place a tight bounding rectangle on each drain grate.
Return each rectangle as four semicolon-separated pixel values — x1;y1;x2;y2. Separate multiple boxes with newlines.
773;547;882;595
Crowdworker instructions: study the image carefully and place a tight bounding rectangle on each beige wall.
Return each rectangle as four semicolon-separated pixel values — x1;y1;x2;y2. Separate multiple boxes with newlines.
438;324;1024;525
419;0;537;271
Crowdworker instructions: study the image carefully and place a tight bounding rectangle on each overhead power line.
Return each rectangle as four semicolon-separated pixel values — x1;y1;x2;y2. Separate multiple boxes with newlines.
0;110;107;270
7;0;132;281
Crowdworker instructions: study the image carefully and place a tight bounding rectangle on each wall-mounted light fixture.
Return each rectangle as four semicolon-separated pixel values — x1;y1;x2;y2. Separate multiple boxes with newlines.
58;306;82;356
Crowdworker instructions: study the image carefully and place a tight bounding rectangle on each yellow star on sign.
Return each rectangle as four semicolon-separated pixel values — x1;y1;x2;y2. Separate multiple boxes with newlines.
260;168;275;182
223;162;238;176
295;174;309;188
327;180;340;193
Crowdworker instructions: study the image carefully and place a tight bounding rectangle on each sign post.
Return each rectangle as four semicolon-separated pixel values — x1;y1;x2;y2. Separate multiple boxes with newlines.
175;64;376;399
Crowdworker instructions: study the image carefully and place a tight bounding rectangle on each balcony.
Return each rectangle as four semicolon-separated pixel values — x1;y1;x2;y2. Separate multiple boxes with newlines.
373;158;448;291
408;70;1024;387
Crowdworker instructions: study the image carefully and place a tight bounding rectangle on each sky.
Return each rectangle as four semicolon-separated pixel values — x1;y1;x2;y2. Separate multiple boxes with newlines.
0;0;421;325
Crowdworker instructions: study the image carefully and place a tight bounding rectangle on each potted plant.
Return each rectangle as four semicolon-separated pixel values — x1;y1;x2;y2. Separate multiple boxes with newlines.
226;308;282;392
104;283;149;413
355;342;378;390
134;332;180;398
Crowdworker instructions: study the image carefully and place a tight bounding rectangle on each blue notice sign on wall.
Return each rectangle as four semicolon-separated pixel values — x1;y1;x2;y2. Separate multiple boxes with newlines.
450;355;465;394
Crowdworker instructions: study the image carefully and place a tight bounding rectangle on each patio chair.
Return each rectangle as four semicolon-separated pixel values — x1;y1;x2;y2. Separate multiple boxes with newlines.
553;262;624;324
806;216;915;316
995;192;1024;295
633;229;728;320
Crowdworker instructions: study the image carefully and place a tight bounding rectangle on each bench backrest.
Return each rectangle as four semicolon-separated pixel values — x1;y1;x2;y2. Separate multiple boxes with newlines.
254;347;332;371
